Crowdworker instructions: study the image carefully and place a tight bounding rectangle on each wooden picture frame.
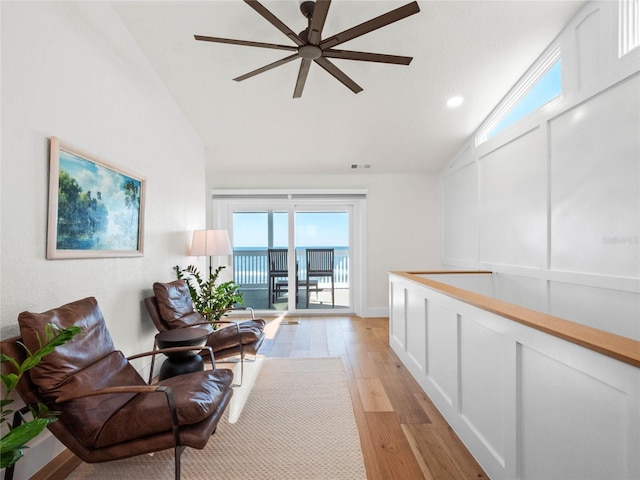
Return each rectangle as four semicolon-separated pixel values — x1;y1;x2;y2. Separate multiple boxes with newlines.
47;137;146;259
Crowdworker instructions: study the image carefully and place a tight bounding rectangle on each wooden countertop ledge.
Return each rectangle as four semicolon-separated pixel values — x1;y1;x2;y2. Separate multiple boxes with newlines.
391;271;640;369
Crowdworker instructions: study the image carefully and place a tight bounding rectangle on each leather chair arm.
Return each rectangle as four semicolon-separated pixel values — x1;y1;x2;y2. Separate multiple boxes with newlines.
128;345;214;363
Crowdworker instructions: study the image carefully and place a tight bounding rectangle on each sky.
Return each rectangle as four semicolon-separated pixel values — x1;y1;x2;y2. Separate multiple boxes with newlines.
233;210;349;248
488;59;562;140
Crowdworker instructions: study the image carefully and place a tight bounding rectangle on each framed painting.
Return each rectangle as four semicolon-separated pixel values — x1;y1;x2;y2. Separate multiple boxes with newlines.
47;137;146;259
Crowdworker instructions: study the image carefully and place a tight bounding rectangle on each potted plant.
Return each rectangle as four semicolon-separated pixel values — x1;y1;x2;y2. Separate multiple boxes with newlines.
1;324;80;470
175;265;245;325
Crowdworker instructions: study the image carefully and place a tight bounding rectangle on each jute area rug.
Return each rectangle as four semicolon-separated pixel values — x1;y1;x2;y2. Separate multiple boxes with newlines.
67;357;367;479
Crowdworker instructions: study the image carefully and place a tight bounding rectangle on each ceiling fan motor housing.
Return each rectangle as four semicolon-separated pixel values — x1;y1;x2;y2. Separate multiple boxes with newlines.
299;1;316;19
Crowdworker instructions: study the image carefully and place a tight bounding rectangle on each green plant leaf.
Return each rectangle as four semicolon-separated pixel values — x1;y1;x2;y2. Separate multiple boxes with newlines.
1;417;51;452
1;324;79;470
1;373;18;392
0;448;24;469
175;264;245;323
0;353;20;371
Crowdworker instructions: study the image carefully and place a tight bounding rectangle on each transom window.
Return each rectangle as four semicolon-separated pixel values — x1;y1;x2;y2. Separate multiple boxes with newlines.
476;45;562;146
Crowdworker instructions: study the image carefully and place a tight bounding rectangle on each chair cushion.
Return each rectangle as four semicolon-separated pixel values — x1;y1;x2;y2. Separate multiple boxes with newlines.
153;280;196;322
18;297;116;394
56;351;145;447
171;311;212;329
94;368;234;447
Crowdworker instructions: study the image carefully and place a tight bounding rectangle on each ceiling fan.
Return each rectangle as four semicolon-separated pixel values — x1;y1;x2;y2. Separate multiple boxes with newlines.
194;0;420;98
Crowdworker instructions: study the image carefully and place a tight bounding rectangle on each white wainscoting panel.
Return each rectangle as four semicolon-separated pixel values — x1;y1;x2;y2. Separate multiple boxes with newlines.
405;286;427;373
426;300;458;407
494;273;547;312
575;7;601;91
389;281;407;351
479;126;547;268
518;344;632;479
549;74;640;278
442;162;478;264
549;280;640;340
419;273;494;297
459;315;508;467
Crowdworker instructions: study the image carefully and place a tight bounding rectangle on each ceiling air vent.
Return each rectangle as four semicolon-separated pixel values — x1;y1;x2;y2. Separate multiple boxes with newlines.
350;164;371;170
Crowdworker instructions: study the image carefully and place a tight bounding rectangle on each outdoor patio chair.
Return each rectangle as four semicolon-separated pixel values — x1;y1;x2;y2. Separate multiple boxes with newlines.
306;248;335;307
268;248;298;307
1;296;233;480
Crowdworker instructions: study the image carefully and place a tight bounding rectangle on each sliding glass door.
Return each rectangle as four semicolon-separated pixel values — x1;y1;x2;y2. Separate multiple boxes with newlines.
213;191;363;314
294;210;349;310
232;210;290;310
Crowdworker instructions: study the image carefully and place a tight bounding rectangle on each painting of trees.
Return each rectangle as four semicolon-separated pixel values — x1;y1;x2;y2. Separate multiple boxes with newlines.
48;138;145;258
57;171;109;249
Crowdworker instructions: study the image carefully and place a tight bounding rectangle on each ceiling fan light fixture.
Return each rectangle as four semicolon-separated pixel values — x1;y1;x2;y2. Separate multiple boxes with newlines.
299;44;322;59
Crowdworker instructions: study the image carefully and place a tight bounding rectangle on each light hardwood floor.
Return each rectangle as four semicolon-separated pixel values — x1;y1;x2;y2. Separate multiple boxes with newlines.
39;315;487;480
261;315;488;480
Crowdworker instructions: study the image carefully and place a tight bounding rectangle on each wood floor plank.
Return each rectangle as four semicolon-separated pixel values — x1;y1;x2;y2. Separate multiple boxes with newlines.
289;317;312;357
356;378;394;412
431;424;487;479
364;411;427;480
327;319;348;356
377;374;431;424
349;345;380;379
401;424;436;480
309;318;329;356
413;391;450;427
340;353;386;480
404;423;468;480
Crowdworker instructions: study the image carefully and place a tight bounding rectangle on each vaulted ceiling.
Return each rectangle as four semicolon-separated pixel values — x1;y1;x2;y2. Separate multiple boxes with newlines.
112;0;586;175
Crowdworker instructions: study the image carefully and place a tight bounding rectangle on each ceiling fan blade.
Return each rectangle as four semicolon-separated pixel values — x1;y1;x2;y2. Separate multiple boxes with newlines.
314;57;363;94
293;59;312;98
194;35;298;52
233;54;299;82
320;1;420;49
307;0;331;45
244;0;305;47
323;49;413;65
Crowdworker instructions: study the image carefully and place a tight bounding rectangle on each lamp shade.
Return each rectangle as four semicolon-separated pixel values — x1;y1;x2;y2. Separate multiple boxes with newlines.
190;229;232;256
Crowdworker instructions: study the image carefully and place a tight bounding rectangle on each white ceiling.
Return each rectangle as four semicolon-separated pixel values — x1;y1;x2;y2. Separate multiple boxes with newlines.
112;0;586;175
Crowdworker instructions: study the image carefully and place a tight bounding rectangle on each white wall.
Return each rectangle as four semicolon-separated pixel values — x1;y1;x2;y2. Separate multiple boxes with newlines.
208;173;442;316
1;3;207;478
441;1;640;339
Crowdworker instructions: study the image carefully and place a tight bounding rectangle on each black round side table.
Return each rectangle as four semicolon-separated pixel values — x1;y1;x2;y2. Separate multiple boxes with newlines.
156;327;210;380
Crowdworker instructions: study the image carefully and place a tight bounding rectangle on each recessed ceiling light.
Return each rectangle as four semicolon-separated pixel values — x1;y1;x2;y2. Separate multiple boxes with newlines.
447;96;464;108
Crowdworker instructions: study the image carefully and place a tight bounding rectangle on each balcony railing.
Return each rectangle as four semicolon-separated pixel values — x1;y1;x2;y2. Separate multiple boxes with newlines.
233;248;349;288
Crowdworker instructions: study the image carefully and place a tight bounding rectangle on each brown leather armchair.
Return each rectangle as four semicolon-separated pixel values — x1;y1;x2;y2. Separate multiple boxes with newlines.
145;279;266;385
1;297;233;480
